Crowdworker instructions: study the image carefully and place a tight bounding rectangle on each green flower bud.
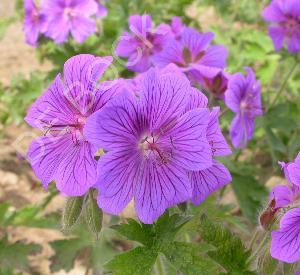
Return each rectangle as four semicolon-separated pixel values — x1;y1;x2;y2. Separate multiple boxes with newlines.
84;190;103;237
62;196;84;230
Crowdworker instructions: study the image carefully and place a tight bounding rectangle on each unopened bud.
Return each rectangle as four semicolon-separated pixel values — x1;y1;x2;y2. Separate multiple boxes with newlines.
62;196;84;230
259;198;278;230
84;191;103;237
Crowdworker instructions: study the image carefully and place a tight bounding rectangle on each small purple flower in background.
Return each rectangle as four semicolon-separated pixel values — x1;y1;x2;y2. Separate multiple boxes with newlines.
270;207;300;263
42;0;98;44
170;17;184;39
84;68;215;223
200;71;229;100
23;0;47;47
283;152;300;187
262;0;300;53
115;14;173;73
95;0;107;18
270;184;299;209
153;27;227;84
25;54;120;196
225;67;262;148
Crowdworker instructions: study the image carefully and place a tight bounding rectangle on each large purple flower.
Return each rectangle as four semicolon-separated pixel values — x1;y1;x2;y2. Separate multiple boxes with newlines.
225;68;262;148
115;14;173;73
42;0;98;44
262;0;300;53
270;207;300;263
85;68;214;223
25;54;119;196
153;27;227;84
23;0;47;47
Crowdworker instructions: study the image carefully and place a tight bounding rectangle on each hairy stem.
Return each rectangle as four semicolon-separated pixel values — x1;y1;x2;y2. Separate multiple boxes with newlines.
269;58;298;110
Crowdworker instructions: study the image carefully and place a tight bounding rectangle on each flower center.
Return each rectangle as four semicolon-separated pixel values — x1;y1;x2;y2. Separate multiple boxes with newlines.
64;7;76;18
282;17;300;36
139;134;171;165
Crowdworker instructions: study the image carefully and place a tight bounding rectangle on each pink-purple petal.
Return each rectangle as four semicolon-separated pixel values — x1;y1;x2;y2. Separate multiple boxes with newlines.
190;160;232;205
271;207;300;263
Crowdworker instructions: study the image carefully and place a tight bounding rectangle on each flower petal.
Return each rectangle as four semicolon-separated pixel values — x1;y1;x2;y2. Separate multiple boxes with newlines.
164;108;212;171
271;208;300;263
269;26;285;51
96;148;140;215
185;88;208;112
63;54;113;115
27;134;73;190
230;114;254;148
84;91;142;151
55;141;97;196
25;74;77;129
287;162;300;187
70;16;97;43
207;107;231;156
141;68;188;131
135;160;192;224
190;160;231;205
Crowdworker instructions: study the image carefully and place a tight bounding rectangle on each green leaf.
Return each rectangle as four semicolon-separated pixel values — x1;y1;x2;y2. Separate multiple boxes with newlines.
0;236;41;272
197;215;253;274
104;247;157;275
231;172;268;223
111;218;154;246
49;237;85;272
161;242;219;274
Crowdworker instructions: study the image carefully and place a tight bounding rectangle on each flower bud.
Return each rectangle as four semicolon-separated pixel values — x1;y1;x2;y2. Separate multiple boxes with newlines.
259;198;278;231
84;191;103;237
62;196;84;230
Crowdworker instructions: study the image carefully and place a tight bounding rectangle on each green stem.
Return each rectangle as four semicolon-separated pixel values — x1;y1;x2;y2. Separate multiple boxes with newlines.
269;58;298;110
156;255;165;275
247;232;269;265
248;228;259;251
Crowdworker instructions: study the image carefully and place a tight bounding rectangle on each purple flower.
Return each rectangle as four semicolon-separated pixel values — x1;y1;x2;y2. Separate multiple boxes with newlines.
284;153;300;187
225;67;262;148
84;68;214;223
270;184;300;209
95;0;107;18
270;207;300;263
153;27;227;83
115;14;173;73
262;0;300;53
201;71;229;100
42;0;98;44
170;17;184;39
25;54;119;196
23;0;47;47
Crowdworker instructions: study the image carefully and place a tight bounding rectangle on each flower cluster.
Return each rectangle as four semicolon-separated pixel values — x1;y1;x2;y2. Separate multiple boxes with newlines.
268;154;300;263
25;54;232;223
262;0;300;53
23;0;107;46
115;15;263;149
